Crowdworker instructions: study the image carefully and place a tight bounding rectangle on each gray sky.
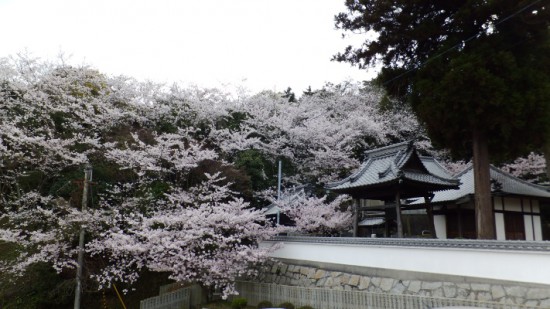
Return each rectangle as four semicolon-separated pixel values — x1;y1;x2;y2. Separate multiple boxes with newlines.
0;0;374;93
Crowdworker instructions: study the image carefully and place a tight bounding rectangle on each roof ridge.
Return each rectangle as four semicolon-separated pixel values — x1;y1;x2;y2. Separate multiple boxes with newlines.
419;156;455;178
452;164;473;178
490;165;550;192
403;170;460;185
326;159;371;188
364;140;411;157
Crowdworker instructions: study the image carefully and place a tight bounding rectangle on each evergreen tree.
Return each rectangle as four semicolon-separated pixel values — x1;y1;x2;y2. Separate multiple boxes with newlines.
334;1;550;238
282;87;297;102
303;86;314;96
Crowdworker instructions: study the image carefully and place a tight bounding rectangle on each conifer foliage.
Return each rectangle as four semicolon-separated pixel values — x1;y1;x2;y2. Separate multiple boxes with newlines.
335;0;550;238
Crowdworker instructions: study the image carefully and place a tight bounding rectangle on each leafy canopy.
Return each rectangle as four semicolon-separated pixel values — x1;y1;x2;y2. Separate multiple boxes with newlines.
335;0;550;161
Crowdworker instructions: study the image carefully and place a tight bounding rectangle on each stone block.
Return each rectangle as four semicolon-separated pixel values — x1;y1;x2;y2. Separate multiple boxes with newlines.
526;288;550;300
477;292;492;302
391;283;406;294
314;269;326;280
525;300;539;307
331;271;342;278
341;274;351;285
407;281;421;293
271;264;278;273
471;283;491;292
280;263;288;274
443;286;457;298
505;286;527;298
324;277;335;288
418;290;430;297
358;276;370;290
332;275;343;285
316;277;327;287
421;281;442;290
457;283;471;290
380;278;394;292
307;268;316;279
348;275;360;287
371;277;381;288
300;267;310;276
432;288;443;298
491;285;506;300
515;297;526;305
539;298;550;307
456;288;469;298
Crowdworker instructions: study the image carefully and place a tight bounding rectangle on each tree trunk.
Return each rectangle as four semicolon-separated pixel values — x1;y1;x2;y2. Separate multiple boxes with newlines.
472;129;495;239
544;140;550;181
424;195;437;238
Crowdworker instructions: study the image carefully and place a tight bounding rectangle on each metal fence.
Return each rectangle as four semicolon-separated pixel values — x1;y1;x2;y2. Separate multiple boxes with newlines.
235;281;542;309
140;284;202;309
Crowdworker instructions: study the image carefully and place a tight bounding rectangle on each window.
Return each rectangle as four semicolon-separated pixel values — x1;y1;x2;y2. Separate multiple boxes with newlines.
504;212;525;240
446;209;476;239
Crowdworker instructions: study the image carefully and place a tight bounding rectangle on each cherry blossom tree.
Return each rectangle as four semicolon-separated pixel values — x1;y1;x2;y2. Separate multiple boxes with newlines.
13;54;550;303
88;173;280;298
274;191;352;236
501;152;547;184
0;57;279;301
208;81;420;186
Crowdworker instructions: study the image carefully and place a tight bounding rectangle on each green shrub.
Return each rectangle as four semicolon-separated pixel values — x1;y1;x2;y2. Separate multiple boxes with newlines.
257;300;273;308
231;297;248;309
297;306;314;309
278;301;295;309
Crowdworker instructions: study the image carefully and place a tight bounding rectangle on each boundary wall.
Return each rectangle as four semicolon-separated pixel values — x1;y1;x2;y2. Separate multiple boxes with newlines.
255;236;550;307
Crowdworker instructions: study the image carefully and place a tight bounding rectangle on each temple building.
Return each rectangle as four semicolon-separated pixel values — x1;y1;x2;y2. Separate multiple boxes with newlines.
327;141;550;240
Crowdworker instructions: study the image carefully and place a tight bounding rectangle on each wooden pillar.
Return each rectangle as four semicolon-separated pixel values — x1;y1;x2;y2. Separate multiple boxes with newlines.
353;198;360;237
396;192;403;238
424;194;436;238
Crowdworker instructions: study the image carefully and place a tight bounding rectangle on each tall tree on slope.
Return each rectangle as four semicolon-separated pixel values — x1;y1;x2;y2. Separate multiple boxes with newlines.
334;1;550;239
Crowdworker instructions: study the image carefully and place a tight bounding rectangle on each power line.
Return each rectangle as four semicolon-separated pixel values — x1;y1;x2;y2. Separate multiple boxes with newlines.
382;0;543;86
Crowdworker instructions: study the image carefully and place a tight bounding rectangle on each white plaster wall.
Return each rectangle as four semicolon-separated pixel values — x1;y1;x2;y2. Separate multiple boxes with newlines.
494;197;504;211
434;215;446;239
534;215;543;241
524;215;534;241
495;213;506;240
503;197;522;212
263;241;550;286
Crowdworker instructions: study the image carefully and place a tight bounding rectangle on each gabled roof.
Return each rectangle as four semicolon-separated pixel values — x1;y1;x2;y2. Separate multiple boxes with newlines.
410;165;550;204
264;185;309;215
326;141;459;199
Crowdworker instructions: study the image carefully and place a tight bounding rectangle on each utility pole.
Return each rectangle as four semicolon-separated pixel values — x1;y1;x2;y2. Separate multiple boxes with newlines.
74;164;92;309
276;160;282;225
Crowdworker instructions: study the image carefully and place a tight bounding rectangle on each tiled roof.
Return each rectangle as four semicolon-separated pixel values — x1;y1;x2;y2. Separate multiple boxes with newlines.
327;141;459;193
409;165;550;204
358;217;385;226
264;185;309;215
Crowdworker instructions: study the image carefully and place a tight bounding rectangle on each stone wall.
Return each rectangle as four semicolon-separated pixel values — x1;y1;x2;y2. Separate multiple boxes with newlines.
254;261;550;308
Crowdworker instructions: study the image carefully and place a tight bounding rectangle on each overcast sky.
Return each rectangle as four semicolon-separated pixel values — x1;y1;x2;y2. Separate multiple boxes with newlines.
0;0;374;94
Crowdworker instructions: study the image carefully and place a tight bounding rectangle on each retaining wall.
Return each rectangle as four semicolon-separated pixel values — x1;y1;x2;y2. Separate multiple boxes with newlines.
253;260;550;307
